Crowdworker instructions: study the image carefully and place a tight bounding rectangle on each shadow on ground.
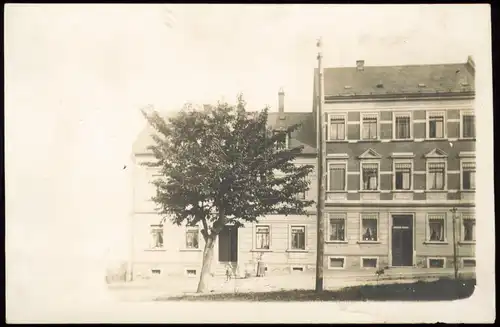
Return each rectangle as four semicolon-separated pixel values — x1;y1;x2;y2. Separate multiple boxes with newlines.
155;278;476;302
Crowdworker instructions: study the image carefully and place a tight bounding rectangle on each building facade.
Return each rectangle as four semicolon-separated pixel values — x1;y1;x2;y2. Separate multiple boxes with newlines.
129;56;475;280
313;57;476;271
130;91;318;280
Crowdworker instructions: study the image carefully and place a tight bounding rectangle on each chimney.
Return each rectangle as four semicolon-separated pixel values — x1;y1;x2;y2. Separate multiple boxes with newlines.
278;87;285;114
356;60;365;71
467;55;475;71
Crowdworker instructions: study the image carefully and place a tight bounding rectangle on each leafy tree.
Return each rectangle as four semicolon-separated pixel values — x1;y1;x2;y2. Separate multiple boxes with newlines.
141;96;314;293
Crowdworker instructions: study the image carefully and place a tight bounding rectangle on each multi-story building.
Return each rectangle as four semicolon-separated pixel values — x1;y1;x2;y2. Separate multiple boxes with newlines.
130;90;318;279
129;56;475;280
312;57;476;271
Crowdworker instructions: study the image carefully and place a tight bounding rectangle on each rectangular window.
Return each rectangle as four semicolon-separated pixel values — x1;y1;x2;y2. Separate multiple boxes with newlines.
428;162;445;190
394;163;412;190
296;176;307;200
395;115;411;139
428;258;445;268
429;114;445;138
362;258;378;268
463;259;476;268
274;131;289;150
186;269;197;277
151;269;162;275
255;225;270;249
328;163;346;191
463;218;476;242
462;162;476;190
362;163;378;190
328;215;346;241
290;226;306;250
328;257;345;269
329;116;345;140
462;114;475;138
150;225;164;249
428;215;446;242
361;214;378;241
185;227;199;249
362;115;378;140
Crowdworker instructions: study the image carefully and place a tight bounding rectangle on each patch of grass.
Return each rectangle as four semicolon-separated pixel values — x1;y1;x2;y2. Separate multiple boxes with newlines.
155;278;476;302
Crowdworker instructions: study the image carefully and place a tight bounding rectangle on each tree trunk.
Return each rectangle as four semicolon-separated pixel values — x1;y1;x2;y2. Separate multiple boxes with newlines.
196;234;217;293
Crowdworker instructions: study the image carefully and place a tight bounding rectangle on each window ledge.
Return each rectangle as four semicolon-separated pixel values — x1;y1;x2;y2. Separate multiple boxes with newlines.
392;190;413;193
251;249;273;252
459;137;476;141
425;190;447;193
327;190;348;193
358;139;381;143
359;190;381;193
286;249;309;253
426;137;447;141
460;189;476;193
423;241;449;245
357;241;381;244
459;241;476;245
326;140;348;143
326;241;348;244
392;138;413;142
179;248;202;252
145;249;167;252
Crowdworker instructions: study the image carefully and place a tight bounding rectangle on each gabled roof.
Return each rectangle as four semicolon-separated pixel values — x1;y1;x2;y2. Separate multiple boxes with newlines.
133;111;317;155
267;112;317;154
316;58;475;99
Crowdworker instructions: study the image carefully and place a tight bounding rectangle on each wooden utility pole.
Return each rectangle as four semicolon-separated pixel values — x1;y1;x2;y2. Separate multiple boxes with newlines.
315;37;326;293
449;207;459;280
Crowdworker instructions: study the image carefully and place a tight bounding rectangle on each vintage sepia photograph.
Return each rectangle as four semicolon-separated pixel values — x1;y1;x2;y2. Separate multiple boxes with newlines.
5;3;495;324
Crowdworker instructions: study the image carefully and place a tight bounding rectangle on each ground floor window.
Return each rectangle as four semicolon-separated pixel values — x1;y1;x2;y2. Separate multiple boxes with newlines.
427;214;446;242
290;225;306;250
186;227;199;249
150;225;164;249
361;214;378;242
255;225;271;249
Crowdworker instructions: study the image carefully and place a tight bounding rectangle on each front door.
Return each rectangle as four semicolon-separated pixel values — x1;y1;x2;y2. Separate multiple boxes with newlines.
218;225;238;263
392;215;413;266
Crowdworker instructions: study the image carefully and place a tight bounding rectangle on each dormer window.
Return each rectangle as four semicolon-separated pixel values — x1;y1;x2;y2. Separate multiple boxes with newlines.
274;130;289;150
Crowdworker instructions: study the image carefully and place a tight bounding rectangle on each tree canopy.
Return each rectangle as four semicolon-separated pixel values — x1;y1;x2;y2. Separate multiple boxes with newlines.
141;96;315;240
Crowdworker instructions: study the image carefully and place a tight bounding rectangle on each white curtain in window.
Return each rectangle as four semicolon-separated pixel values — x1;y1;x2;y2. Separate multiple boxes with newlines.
429;219;444;241
329;165;345;191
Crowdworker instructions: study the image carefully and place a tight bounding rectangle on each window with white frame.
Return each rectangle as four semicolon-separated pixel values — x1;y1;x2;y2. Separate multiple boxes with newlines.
290;225;306;250
462;112;475;138
328;163;346;191
360;213;378;241
428;258;445;268
394;162;412;190
462;162;476;190
427;214;446;242
255;225;271;249
328;257;345;269
394;113;411;139
328;213;346;242
462;215;476;242
462;259;476;268
361;114;378;140
329;115;346;140
428;112;445;139
361;257;378;268
427;162;446;190
361;162;379;190
185;226;199;249
150;225;164;249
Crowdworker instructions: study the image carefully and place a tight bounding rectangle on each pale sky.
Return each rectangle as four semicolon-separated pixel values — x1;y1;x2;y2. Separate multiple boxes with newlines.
5;4;493;319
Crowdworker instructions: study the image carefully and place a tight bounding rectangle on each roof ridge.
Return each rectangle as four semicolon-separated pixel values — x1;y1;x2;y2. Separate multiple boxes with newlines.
323;62;467;70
